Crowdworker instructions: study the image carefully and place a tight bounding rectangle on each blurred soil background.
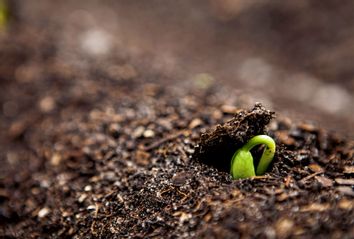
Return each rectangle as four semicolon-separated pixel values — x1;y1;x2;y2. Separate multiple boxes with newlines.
2;0;353;135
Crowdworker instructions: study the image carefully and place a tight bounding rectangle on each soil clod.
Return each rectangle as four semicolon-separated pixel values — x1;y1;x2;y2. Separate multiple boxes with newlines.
193;103;274;172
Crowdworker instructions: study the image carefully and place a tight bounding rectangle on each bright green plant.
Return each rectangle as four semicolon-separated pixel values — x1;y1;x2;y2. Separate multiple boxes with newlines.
0;0;8;29
230;135;276;179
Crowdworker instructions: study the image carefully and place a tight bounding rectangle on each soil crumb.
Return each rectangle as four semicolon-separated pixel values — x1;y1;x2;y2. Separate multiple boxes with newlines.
193;103;274;172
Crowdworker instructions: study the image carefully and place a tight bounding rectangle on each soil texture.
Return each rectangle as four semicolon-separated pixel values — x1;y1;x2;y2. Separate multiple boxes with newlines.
1;1;354;238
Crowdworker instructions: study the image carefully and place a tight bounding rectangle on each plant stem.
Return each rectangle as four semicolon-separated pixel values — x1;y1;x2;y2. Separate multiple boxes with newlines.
230;135;276;179
243;135;276;175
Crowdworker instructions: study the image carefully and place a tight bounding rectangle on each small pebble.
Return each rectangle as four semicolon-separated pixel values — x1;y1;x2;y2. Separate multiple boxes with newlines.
189;118;203;129
78;194;87;203
39;96;55;113
84;185;92;191
275;218;294;238
50;153;62;166
133;126;145;138
87;205;96;211
338;199;353;210
172;172;188;186
38;207;50;218
143;129;155;138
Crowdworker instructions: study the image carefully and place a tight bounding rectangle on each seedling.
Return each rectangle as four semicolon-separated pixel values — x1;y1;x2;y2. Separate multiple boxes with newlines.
230;135;275;179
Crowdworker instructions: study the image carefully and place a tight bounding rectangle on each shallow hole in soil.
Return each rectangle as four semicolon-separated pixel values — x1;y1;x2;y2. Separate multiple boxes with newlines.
192;103;275;174
195;138;239;173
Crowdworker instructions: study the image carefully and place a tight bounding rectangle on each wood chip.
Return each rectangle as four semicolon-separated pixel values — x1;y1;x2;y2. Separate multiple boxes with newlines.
276;131;295;145
284;175;295;188
276;191;299;202
299;172;322;184
132;126;145;138
203;213;212;222
275;218;294;238
0;189;9;198
336;187;354;197
188;118;203;129
142;131;184;151
50;153;62;166
9;121;27;138
300;203;330;212
298;123;317;132
335;178;354;185
343;166;354;174
308;164;324;173
220;105;240;114
315;176;333;187
338;199;354;210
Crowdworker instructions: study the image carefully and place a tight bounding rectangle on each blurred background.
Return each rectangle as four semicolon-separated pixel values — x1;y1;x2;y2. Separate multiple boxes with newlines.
1;0;353;135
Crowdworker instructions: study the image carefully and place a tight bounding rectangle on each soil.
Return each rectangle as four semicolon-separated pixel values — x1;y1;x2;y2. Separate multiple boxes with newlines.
1;1;354;238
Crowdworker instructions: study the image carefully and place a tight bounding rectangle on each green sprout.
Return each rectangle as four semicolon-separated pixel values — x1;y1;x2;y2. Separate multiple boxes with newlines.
230;135;276;179
0;0;8;29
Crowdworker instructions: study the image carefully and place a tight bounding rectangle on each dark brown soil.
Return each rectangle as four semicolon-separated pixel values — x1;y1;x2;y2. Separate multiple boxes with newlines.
1;1;354;238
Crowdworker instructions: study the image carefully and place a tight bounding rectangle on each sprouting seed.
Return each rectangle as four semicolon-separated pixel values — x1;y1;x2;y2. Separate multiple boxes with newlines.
230;135;276;179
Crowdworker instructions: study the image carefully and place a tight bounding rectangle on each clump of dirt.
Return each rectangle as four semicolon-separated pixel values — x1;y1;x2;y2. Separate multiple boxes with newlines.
193;103;274;172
